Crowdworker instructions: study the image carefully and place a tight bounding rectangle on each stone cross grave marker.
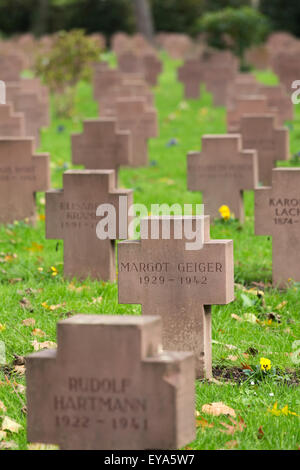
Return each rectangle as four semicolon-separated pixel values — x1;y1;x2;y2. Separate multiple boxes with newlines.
118;51;145;75
143;54;163;87
93;64;143;104
71;118;132;184
258;84;294;125
0;103;25;137
240;114;289;186
188;135;258;222
118;216;234;378
226;78;261;108
227;96;275;133
93;65;121;102
0;53;23;81
178;59;203;99
255;168;300;288
0;137;50;223
26;314;196;450
203;52;238;107
116;97;158;167
99;79;154;118
6;84;49;148
46;170;133;281
272;50;300;93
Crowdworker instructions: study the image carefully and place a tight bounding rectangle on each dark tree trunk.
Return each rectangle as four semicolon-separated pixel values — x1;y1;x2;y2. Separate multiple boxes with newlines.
32;0;50;37
133;0;155;43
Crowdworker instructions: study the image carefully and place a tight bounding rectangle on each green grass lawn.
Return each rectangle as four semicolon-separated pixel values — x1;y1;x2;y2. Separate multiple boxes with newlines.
0;53;299;450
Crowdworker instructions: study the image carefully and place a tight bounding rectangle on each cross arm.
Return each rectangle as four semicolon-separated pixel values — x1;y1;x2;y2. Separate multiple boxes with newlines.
71;133;84;165
33;153;50;192
275;128;289;161
143;110;158;139
255;187;272;236
45;189;64;240
116;130;132;166
26;349;57;445
118;240;143;305
187;152;202;191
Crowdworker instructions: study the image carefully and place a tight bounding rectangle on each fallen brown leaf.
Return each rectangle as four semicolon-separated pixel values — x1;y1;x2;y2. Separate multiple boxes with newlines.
257;426;264;440
202;402;236;417
0;440;17;449
0;400;7;413
19;297;33;311
22;318;36;327
31;340;57;352
13;365;25;376
225;440;238;449
219;416;246;435
1;416;23;433
32;328;46;338
196;416;214;429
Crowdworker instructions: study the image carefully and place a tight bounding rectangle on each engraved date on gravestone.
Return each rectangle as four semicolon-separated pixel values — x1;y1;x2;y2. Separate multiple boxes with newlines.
120;261;223;286
0;165;36;181
270;198;300;225
59;202;98;229
54;376;148;432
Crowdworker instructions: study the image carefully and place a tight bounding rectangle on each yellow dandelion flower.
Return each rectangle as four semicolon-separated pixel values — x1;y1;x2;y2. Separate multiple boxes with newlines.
219;205;231;221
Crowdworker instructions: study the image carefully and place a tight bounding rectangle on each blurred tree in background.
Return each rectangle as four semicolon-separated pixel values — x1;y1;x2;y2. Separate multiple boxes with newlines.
151;0;205;35
0;0;299;39
34;29;101;116
198;6;270;68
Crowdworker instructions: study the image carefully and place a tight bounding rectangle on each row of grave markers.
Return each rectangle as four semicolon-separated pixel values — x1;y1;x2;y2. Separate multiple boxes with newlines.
0;35;299;449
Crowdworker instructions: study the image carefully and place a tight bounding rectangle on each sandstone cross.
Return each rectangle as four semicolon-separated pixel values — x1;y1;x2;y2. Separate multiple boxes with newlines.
0;103;25;137
46;170;133;281
188;135;258;222
71;118;132;184
255;168;300;288
143;54;163;87
0;137;50;223
118;216;234;378
115;97;158;167
26;315;195;450
0;53;23;81
239;114;289;185
258;84;294;124
6;84;49;148
227;96;275;133
99;80;154;117
178;59;203;99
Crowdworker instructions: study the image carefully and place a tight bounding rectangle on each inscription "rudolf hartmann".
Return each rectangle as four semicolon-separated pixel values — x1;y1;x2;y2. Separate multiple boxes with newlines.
54;376;147;413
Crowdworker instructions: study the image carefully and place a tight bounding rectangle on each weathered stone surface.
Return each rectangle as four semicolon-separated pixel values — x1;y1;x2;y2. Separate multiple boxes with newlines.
26;314;196;450
46;170;133;281
255;168;300;288
188;134;258;222
0;137;50;223
118;216;234;378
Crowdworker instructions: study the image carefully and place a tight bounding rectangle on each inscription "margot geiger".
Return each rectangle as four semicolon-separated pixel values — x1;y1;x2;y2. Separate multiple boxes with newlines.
120;261;223;273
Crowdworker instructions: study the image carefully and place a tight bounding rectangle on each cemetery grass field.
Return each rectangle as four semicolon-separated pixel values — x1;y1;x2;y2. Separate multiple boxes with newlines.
0;53;299;451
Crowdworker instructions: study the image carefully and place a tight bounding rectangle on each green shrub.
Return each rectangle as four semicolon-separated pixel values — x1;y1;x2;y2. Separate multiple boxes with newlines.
197;6;271;68
34;29;101;117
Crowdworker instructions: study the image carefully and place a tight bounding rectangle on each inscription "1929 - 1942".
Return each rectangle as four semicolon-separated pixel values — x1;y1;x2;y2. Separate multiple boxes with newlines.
120;261;224;286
